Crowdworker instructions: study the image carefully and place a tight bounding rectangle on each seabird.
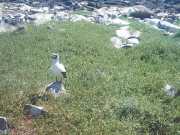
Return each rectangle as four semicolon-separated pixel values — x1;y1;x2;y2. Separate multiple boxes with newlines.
49;53;67;81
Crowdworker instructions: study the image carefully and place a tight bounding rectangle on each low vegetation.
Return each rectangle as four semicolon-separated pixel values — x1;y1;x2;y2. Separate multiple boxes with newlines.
0;21;180;134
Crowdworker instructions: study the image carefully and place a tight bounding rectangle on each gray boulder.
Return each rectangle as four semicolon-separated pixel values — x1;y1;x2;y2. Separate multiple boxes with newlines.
23;104;47;118
129;5;153;19
0;117;9;134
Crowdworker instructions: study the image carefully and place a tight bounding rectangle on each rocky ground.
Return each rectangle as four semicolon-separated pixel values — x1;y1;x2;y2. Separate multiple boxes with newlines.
0;0;180;48
0;1;180;135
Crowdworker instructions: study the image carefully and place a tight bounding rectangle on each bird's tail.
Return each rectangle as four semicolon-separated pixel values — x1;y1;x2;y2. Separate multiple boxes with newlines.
62;72;67;78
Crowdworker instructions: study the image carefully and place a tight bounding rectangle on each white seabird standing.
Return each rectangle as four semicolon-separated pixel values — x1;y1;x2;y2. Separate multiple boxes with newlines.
49;53;67;82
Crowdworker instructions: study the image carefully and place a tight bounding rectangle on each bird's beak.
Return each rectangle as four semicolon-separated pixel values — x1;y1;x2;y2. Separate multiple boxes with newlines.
62;72;67;78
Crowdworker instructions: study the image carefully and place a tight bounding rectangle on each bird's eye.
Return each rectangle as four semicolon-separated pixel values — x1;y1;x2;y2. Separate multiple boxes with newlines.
52;55;57;59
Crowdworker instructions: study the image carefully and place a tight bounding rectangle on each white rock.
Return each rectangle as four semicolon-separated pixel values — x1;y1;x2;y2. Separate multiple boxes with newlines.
145;18;160;26
30;8;44;14
116;29;131;39
0;23;17;33
19;4;32;11
157;12;169;19
29;13;53;25
158;21;180;33
110;36;123;49
94;14;110;25
131;31;141;38
41;7;49;13
120;7;134;16
55;12;70;21
54;6;65;11
145;19;180;33
70;14;91;22
164;84;177;97
79;1;88;6
128;38;139;44
110;18;129;25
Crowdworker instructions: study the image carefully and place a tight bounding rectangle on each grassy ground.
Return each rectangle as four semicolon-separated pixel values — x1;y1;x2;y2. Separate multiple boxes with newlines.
175;19;180;26
0;21;180;135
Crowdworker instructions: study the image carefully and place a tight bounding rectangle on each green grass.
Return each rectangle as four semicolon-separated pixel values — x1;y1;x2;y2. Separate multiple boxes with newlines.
0;21;180;135
174;18;180;26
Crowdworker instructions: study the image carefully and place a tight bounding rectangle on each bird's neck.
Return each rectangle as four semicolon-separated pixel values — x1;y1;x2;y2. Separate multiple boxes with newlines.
52;59;60;65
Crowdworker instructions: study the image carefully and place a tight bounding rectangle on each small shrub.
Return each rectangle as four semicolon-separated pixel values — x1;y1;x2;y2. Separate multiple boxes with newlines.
114;97;141;120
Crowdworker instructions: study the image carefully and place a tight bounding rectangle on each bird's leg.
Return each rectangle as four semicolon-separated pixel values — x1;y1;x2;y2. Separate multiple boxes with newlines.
60;76;63;83
61;77;65;91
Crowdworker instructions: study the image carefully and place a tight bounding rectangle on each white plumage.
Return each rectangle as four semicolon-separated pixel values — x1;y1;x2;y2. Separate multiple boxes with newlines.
49;53;67;81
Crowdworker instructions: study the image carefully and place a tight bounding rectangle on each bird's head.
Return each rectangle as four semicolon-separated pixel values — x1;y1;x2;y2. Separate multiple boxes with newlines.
51;53;59;60
51;53;60;64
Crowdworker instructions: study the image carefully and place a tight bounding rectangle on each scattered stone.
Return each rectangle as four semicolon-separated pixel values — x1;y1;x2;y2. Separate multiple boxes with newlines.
116;28;131;39
158;20;180;33
23;104;47;118
127;37;140;44
92;6;129;25
0;23;17;33
30;8;44;14
27;14;36;21
55;12;70;21
116;26;141;39
145;18;160;26
53;5;65;11
0;117;9;135
110;18;129;25
46;81;66;97
28;13;53;25
131;31;141;38
110;36;123;49
94;14;110;25
145;18;180;33
164;84;177;97
114;26;141;48
0;1;179;35
18;4;32;12
157;12;169;20
70;14;91;22
129;5;153;19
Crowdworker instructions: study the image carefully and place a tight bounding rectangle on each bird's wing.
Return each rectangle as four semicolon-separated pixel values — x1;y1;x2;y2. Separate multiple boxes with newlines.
49;65;57;75
56;63;66;72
